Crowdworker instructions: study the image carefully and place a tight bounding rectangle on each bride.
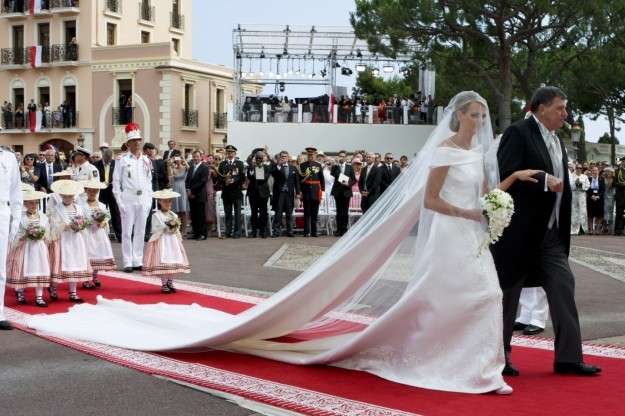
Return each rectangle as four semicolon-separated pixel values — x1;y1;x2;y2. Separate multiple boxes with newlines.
27;92;539;395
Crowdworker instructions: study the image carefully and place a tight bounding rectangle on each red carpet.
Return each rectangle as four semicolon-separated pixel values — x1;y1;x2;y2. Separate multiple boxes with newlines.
6;273;625;416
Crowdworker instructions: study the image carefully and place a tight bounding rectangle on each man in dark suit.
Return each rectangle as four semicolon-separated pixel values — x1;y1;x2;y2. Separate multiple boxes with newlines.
186;150;209;240
586;166;606;234
246;148;273;238
143;142;168;241
96;148;122;241
36;148;63;193
299;147;325;237
162;140;177;161
493;86;601;377
380;152;402;194
358;152;382;213
330;150;356;236
218;145;246;238
271;151;301;237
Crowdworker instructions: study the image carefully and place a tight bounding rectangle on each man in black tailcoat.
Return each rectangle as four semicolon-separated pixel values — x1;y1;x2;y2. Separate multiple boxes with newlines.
271;151;301;237
330;150;356;236
358;152;382;213
186;150;209;240
492;86;601;377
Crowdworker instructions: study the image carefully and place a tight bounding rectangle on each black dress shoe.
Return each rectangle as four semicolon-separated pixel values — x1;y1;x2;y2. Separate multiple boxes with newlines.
0;320;13;330
286;233;295;237
513;321;528;331
123;267;133;273
523;324;544;336
554;362;602;375
502;361;520;376
133;266;142;271
232;234;240;239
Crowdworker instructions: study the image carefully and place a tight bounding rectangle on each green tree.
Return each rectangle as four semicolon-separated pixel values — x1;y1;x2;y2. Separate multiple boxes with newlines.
598;133;620;145
351;0;624;130
355;68;414;103
561;42;625;165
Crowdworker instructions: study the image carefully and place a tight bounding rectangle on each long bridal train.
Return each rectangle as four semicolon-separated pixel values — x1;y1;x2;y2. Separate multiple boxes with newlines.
28;91;507;394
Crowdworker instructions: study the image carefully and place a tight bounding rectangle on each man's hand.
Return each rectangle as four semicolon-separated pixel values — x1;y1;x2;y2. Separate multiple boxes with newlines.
547;175;564;193
361;191;369;197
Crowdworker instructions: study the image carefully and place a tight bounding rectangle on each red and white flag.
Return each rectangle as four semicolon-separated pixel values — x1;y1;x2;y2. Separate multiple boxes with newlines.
29;0;42;15
29;111;42;133
29;45;42;68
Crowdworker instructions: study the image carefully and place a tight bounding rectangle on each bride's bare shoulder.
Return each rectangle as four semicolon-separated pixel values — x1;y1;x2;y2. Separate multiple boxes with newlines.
438;137;457;149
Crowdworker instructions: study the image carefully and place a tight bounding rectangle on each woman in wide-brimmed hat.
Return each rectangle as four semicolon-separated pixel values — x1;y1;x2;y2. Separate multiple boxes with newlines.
142;189;190;293
6;189;51;307
79;180;117;289
48;180;91;303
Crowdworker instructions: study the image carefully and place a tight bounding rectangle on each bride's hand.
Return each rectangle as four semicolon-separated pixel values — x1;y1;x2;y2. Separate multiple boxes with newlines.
514;169;542;183
462;208;485;223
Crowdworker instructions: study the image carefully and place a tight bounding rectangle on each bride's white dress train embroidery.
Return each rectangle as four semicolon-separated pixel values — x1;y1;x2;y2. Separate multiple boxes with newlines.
27;91;506;394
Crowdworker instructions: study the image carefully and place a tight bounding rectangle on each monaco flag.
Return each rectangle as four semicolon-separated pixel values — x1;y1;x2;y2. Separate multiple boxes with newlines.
29;110;42;133
29;45;42;68
29;0;42;15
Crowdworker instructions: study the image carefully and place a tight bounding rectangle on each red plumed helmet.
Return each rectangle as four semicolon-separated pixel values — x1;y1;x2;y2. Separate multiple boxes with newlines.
125;122;142;141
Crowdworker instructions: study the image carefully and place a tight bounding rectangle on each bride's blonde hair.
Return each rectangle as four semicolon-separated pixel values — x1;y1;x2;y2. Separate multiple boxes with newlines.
448;91;485;132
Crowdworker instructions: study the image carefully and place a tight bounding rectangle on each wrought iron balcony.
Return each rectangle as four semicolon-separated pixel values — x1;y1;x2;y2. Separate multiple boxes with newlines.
182;109;198;128
170;11;184;30
1;109;79;130
139;1;154;21
51;43;79;62
214;112;227;129
1;46;53;66
0;0;28;15
105;0;121;13
50;0;79;10
112;107;134;125
1;47;27;65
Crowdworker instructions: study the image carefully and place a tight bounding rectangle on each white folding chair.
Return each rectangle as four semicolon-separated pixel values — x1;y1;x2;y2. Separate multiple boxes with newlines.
241;190;250;237
348;192;363;227
215;191;225;238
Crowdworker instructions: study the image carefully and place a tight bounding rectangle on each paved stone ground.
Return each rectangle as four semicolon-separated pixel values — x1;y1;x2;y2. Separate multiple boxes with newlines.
1;234;624;415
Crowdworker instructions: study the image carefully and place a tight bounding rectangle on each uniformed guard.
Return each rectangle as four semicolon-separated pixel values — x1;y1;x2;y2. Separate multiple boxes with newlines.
71;146;99;181
217;145;246;238
0;146;23;330
299;147;325;237
112;123;153;272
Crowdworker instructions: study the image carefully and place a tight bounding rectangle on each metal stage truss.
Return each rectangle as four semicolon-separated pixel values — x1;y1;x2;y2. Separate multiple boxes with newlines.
231;24;428;117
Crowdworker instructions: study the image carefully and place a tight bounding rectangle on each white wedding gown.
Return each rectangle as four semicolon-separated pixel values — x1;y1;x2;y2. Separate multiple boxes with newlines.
27;145;505;394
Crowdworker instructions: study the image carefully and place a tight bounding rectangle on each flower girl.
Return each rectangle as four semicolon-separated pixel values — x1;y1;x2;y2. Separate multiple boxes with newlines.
142;189;190;293
7;188;51;307
48;180;92;303
80;180;117;289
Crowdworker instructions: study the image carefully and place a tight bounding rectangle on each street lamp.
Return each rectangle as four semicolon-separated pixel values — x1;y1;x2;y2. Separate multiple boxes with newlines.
570;122;583;162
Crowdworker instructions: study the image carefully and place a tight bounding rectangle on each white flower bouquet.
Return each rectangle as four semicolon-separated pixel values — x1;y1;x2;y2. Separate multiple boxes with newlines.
478;189;514;254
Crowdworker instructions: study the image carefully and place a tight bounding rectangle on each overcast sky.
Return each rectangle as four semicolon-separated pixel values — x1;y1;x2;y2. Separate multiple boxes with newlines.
191;1;622;143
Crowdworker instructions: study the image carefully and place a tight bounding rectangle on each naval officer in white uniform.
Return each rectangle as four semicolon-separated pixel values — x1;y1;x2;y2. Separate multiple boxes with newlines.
112;123;153;273
0;147;23;330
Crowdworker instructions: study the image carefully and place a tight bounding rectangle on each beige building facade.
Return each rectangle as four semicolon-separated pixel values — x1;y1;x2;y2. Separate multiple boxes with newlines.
0;0;249;157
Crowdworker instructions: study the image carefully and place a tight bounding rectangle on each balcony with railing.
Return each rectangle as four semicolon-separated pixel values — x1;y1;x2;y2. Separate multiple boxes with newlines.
49;0;80;13
0;0;28;17
214;112;227;130
139;1;154;23
112;107;134;125
170;11;184;31
182;109;198;128
51;43;79;63
105;0;121;14
1;110;79;131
